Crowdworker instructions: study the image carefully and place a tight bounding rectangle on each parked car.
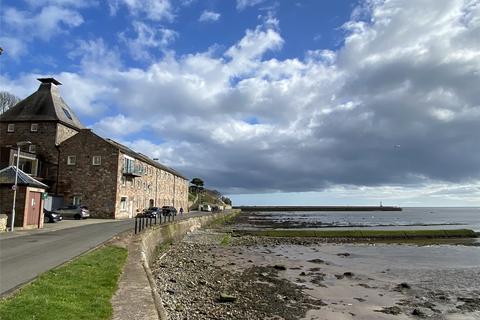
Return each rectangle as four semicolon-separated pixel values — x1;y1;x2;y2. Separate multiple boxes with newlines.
161;206;177;216
53;205;90;220
44;209;63;223
144;207;161;218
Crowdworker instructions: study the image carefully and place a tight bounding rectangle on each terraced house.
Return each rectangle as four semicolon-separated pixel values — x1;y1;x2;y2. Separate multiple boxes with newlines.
0;78;189;219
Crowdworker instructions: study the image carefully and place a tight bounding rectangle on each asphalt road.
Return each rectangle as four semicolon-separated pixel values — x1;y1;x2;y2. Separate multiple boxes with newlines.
0;220;133;295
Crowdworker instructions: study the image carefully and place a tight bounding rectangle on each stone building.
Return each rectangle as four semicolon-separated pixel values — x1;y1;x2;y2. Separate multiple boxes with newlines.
0;78;189;219
0;78;83;193
58;129;189;219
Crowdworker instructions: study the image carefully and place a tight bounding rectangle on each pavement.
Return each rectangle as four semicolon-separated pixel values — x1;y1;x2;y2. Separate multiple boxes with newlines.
0;218;133;295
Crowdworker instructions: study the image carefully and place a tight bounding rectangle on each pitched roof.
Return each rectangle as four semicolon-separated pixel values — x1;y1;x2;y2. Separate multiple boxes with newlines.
0;166;49;189
104;138;188;180
0;78;84;130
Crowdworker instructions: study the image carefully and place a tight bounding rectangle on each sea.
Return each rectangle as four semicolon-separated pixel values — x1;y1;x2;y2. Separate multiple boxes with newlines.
239;207;480;232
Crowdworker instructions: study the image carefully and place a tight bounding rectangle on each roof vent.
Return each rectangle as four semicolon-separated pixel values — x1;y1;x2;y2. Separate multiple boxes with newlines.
37;78;62;85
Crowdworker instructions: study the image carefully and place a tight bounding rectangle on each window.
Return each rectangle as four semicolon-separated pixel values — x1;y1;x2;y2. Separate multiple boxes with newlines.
31;123;38;132
62;108;73;120
92;156;101;165
67;155;76;165
120;197;127;211
121;176;126;187
72;196;82;206
7;124;14;132
29;145;36;153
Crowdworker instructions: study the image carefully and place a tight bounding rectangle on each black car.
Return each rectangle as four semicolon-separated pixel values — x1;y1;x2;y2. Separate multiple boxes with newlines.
44;209;63;223
144;207;161;218
161;206;177;216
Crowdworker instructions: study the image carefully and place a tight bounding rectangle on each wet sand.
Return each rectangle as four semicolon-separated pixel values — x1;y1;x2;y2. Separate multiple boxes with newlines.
152;229;480;319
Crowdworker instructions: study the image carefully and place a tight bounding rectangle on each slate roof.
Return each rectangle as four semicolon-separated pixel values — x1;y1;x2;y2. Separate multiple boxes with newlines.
104;138;188;180
0;78;85;130
0;166;49;189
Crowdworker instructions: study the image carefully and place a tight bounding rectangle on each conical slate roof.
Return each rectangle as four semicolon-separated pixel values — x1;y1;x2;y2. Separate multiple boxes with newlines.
0;166;48;189
0;78;84;130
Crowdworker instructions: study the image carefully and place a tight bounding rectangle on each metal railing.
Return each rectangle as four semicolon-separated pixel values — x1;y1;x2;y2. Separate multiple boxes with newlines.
134;214;176;234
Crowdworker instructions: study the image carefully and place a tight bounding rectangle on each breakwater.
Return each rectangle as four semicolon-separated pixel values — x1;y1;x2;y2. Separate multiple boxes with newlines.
235;205;402;212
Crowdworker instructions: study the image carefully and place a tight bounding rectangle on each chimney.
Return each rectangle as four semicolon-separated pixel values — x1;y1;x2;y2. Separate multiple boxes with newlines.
37;78;62;85
37;77;62;94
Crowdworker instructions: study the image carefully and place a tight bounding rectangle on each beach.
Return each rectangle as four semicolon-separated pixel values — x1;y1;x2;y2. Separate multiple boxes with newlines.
152;214;480;320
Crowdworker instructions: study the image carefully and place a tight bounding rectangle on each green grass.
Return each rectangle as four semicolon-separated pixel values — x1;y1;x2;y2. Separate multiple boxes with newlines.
0;245;128;320
234;229;477;239
220;234;232;246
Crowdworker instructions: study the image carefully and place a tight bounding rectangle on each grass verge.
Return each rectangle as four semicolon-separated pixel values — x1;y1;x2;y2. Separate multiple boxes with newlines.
0;245;128;320
234;229;477;239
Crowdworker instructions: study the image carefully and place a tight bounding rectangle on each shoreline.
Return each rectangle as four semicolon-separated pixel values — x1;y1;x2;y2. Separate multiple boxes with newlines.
152;225;480;320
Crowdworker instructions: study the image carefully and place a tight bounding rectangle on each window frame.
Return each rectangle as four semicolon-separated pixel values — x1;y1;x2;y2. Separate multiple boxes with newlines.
120;196;128;211
30;123;38;132
7;124;15;132
67;155;76;165
28;144;36;153
92;155;101;166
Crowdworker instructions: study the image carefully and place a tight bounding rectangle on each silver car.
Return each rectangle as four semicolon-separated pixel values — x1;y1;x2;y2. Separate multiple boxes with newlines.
53;205;90;220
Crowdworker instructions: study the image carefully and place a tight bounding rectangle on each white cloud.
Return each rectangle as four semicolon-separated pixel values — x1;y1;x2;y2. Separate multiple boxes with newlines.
4;1;480;202
109;0;174;22
0;4;85;58
236;0;267;10
119;22;178;61
198;10;220;22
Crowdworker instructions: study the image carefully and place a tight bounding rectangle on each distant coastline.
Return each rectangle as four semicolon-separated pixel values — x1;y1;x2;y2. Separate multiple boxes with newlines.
234;205;402;212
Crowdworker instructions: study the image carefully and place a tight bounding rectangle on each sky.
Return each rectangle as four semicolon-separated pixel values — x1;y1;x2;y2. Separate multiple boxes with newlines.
0;0;479;206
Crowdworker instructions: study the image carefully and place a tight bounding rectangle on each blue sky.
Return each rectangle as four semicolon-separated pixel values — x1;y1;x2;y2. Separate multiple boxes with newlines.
1;0;480;206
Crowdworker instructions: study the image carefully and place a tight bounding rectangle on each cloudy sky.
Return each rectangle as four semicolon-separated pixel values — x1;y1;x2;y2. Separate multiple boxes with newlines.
1;0;479;206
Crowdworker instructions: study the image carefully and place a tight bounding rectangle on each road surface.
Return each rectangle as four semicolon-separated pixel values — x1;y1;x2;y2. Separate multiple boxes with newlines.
0;220;132;295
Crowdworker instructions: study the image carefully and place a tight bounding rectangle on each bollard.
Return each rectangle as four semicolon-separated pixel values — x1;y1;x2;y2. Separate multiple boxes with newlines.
149;217;152;227
154;215;157;225
135;217;138;234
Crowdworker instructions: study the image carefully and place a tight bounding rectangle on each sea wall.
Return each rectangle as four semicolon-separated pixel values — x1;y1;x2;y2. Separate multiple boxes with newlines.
235;206;402;212
141;210;239;264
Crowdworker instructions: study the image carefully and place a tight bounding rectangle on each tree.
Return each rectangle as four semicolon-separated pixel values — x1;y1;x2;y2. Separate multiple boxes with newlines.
221;196;232;205
0;91;21;114
190;177;204;188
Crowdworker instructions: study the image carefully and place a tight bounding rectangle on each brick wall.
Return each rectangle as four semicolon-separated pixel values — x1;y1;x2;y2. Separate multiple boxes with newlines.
58;130;118;218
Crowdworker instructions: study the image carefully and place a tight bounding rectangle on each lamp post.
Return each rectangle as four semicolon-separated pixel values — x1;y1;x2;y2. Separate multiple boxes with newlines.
11;141;31;232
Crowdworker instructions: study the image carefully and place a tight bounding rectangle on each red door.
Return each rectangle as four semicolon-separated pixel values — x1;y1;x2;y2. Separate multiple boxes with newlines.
26;192;42;228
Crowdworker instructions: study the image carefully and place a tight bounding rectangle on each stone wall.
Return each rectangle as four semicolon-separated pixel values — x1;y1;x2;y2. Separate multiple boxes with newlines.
0;121;79;191
0;214;7;232
114;153;190;218
58;130;118;218
56;123;79;145
0;186;27;227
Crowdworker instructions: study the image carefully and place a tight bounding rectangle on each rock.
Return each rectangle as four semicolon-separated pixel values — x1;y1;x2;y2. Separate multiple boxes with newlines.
337;253;351;257
335;274;345;279
273;264;287;270
299;272;307;276
411;308;426;317
308;259;325;264
218;293;237;302
399;282;411;289
375;306;402;315
343;272;354;277
354;297;366;302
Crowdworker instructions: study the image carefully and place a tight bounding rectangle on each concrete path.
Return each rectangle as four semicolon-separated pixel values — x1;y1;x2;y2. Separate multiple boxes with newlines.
0;219;133;295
